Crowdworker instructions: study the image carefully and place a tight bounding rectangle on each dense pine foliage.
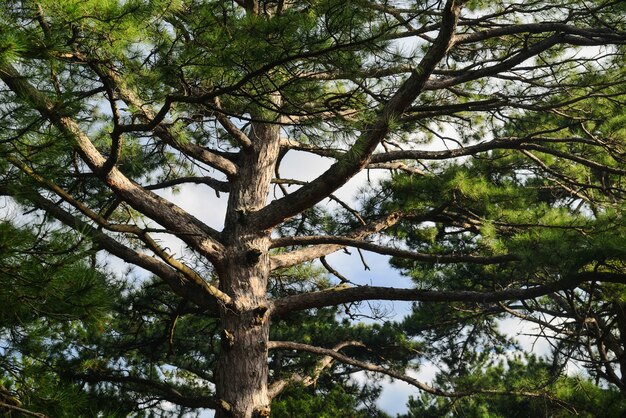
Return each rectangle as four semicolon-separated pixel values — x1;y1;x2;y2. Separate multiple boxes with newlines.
1;0;626;416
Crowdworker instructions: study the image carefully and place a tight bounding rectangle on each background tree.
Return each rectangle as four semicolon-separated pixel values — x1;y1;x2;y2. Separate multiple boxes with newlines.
1;0;626;416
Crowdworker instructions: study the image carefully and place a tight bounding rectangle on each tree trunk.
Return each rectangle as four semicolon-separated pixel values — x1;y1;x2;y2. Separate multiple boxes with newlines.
215;121;280;418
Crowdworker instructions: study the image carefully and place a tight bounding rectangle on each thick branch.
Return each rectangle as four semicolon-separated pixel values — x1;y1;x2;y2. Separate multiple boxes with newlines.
271;272;626;316
250;0;462;230
270;211;406;270
0;62;226;264
0;185;220;312
145;176;230;194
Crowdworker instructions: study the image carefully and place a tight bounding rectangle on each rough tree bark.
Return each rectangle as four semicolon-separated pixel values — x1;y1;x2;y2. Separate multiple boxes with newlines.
215;120;281;417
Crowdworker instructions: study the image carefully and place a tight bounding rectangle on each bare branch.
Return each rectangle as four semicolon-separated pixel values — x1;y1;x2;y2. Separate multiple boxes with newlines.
271;235;517;265
145;176;230;194
270;211;406;270
273;272;626;316
320;256;350;284
268;341;364;399
0;401;48;418
267;340;469;397
267;340;581;409
211;97;253;148
271;178;366;225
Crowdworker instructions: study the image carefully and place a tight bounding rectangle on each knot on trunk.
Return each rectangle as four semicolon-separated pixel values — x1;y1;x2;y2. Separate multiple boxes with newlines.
221;329;235;349
245;249;263;265
236;209;247;225
253;305;268;325
254;406;271;417
218;399;232;413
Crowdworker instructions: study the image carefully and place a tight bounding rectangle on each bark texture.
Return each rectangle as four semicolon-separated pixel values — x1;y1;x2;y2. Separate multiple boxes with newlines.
215;122;281;418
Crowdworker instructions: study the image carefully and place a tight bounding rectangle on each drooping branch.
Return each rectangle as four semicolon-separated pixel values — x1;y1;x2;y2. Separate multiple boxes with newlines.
520;143;626;175
402;88;626;122
267;340;454;396
367;136;600;164
519;150;597;203
424;32;626;91
284;135;610;171
0;185;221;312
506;287;626;390
267;340;582;410
267;341;364;399
68;371;217;409
455;22;626;45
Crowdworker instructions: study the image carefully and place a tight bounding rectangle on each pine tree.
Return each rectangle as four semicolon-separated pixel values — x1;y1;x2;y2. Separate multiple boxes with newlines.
1;1;626;416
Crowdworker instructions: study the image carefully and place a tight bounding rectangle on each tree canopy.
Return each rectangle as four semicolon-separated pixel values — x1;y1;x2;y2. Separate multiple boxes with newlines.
1;0;626;416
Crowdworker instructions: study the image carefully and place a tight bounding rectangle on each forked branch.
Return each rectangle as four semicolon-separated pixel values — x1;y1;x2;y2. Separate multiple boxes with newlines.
268;341;365;399
0;62;226;264
250;0;463;230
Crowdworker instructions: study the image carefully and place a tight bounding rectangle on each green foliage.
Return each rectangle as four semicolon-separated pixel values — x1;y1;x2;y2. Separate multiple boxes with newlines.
0;221;111;325
272;382;390;418
0;221;115;416
401;356;626;418
1;0;626;416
